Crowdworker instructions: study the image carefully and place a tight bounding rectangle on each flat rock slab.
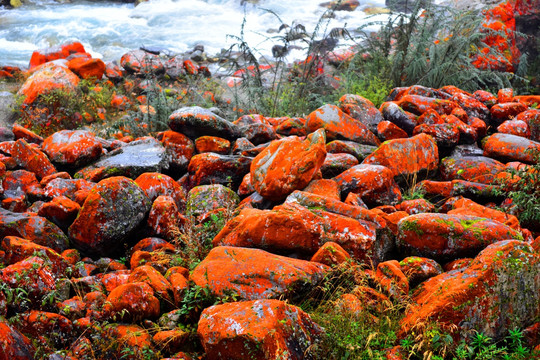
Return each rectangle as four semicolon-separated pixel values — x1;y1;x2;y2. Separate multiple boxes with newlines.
75;137;168;181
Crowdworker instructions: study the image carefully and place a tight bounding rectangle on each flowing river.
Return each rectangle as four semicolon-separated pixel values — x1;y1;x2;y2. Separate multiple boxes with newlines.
0;0;391;68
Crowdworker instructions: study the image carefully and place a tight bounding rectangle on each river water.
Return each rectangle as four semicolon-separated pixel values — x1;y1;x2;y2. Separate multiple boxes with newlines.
0;0;390;68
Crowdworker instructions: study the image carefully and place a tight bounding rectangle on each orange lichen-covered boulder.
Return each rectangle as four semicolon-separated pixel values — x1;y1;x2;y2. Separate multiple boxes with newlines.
156;130;195;172
135;172;185;209
380;101;418;135
515;109;540;142
490;102;528;124
321;153;359;177
339;93;384;133
147;195;183;241
374;260;409;299
448;197;521;230
2;169;40;202
14;310;73;346
377;120;408;141
303;178;341;200
397;213;523;261
401;240;540;340
120;49;163;74
38;195;81;230
29;41;86;68
12;123;43;144
362;133;439;179
18;62;80;106
0;318;35;360
306;104;380;146
67;57;106;80
103;282;160;321
191;246;329;300
497;119;531;138
187;153;252;188
168;106;239;140
395;198;435;215
311;241;351;266
326;140;376;161
128;265;172;303
413;123;460;148
198;299;323;360
42;130;103;167
334;164;402;206
483;133;540;164
12;139;56;179
185;184;240;218
399;256;443;288
396;95;458;115
68;176;151;256
194;136;230;154
439;156;506;184
250;129;326;201
0;208;69;253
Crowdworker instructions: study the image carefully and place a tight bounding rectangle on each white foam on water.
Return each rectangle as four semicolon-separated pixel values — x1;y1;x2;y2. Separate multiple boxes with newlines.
0;0;393;68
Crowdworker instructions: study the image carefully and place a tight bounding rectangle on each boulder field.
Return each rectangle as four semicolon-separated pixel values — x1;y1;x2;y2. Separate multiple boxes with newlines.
0;46;540;360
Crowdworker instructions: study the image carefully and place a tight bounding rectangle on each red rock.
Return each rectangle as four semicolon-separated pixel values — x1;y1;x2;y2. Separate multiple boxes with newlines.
67;57;106;79
250;129;326;200
42;130;103;167
439;156;506;184
362;133;439;179
12;124;43;145
483;133;540;164
1;256;56;307
147;195;184;241
169;272;189;306
2;169;40;203
498;88;514;103
43;177;94;201
0;318;35;360
168;106;239;140
120;49;163;74
516;109;540;142
105;324;154;358
38;195;81;229
395;198;435;215
103;282;160;321
194;136;230;154
40;171;71;187
413;123;460;148
310;241;351;266
68;176;151;256
401;241;540;340
0;208;69;252
238;173;255;197
396;95;458;116
275;117;307;136
135;172;185;209
101;271;130;292
443;258;472;271
447;197;520;230
152;329;189;354
397;213;523;261
473;90;497;107
129;265;172;303
191;246;329;300
306;104;380;146
14;310;73;346
497;119;531;138
18;62;80;106
339;94;383;133
377;120;408;141
399;256;443;288
375;260;409;299
417;108;443;125
187;153;251;188
321;152;359;177
334;164;402;206
198;299;322;360
131;237;175;254
57;297;85;320
303;178;341;200
105;61;124;80
443;114;478;144
450;92;490;121
513;95;540;107
12;139;56;179
490;102;528;123
29;41;86;68
380;101;418;135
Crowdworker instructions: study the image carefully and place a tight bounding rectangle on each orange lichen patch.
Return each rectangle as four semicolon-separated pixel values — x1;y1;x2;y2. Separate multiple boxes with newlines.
490;102;528;122
377;120;408;141
333;293;367;317
443;114;478;144
42;130;103;167
395;95;458;116
498;119;531;138
12;123;43;144
352;285;390;313
129;265;172;303
15;311;73;346
104;282;160;321
29;41;86;68
400;241;540;340
12;139;56;179
468;117;487;138
67;57;106;80
397;213;523;261
187;152;252;188
513;95;540;107
135;172;185;209
450;92;490;121
375;260;409;299
191;246;329;300
399;256;443;288
152;329;189;354
275;117;307;136
498;88;514;103
147;195;184;241
321;153;359;177
250;129;326;201
473;90;498;107
447;197;520;230
168;272;189;306
363;133;439;179
483;133;540;164
2;169;41;201
1;256;56;304
132;237;175;254
443;258;473;272
413;123;460;148
68;176;151;256
311;241;351;266
439;156;506;184
334;164;402;206
303;178;341;200
395;198;435;215
101;271;131;293
198;299;322;360
38;195;81;228
306;104;380;146
194;136;230;154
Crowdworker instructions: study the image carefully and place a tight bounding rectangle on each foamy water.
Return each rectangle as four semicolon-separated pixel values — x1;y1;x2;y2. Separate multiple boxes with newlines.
0;0;390;68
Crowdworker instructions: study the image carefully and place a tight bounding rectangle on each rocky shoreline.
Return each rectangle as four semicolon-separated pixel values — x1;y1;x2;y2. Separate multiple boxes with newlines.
0;3;540;356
